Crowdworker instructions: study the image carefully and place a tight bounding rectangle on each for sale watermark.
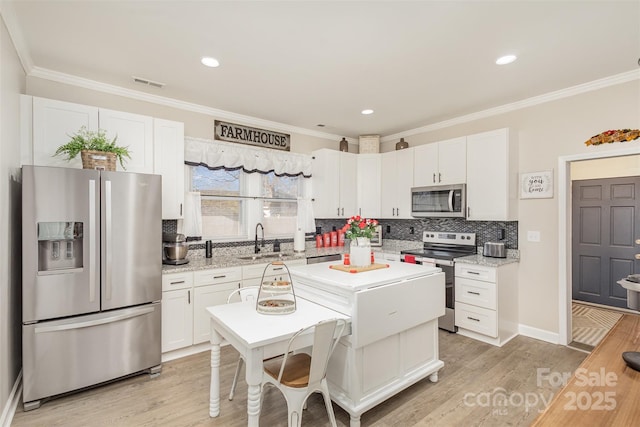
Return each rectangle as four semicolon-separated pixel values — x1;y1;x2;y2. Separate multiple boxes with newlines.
463;367;618;416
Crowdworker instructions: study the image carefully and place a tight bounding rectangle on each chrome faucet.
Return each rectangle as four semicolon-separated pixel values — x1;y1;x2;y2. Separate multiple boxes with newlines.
255;223;265;254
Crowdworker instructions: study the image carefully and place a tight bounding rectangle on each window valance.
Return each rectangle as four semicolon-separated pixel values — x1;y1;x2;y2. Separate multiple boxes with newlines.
185;137;312;177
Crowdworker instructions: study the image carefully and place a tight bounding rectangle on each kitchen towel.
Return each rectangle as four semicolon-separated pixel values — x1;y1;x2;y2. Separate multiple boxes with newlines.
182;191;202;239
296;197;316;233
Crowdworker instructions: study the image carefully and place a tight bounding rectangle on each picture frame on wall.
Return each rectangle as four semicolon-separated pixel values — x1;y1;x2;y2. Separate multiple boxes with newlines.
520;170;554;199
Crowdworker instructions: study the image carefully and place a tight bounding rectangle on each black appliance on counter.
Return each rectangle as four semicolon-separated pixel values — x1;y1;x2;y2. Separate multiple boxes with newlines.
400;231;477;333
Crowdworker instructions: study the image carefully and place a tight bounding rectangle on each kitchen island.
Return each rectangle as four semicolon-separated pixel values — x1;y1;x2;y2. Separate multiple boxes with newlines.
288;261;445;427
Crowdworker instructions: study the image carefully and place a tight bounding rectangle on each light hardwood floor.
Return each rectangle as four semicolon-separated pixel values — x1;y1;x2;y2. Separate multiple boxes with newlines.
12;331;586;427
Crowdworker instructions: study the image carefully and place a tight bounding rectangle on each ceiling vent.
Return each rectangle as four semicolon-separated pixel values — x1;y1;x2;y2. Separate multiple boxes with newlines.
132;76;165;89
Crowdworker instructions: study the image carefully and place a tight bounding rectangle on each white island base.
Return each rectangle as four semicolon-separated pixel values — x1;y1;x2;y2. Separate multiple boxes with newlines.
289;261;445;427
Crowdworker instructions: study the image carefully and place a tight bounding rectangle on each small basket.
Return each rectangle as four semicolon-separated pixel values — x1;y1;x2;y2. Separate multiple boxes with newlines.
81;150;116;171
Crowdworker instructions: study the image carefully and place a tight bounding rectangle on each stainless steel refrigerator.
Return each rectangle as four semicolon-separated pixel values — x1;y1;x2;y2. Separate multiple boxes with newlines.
22;165;162;410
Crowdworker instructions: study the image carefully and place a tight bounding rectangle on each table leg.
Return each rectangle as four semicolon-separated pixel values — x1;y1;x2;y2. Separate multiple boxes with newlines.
349;414;361;427
245;348;263;427
209;327;222;417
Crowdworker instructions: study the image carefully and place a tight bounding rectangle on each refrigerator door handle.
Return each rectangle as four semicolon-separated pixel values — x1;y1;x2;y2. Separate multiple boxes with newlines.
105;179;112;300
89;179;97;303
34;306;155;334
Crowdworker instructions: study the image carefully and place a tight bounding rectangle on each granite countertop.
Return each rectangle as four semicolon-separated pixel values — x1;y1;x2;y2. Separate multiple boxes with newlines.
162;239;423;274
454;254;519;267
162;246;347;274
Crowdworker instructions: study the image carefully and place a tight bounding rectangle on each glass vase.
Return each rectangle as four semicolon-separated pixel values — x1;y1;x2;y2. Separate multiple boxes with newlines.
350;237;371;267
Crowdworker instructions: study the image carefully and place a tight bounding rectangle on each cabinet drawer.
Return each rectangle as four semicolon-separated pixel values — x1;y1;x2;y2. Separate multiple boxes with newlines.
242;262;271;279
162;272;193;291
455;302;497;337
455;277;496;310
455;263;496;282
194;267;242;286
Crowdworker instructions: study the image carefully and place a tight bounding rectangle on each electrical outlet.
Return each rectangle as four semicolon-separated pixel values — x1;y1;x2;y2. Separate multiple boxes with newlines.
410;227;415;234
386;225;391;234
527;231;541;242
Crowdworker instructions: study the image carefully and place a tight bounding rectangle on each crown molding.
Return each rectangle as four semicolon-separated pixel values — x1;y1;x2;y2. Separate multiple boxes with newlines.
27;66;357;144
381;69;640;143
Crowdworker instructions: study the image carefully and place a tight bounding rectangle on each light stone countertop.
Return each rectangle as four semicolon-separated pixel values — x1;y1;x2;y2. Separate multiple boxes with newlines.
162;239;424;274
454;254;519;267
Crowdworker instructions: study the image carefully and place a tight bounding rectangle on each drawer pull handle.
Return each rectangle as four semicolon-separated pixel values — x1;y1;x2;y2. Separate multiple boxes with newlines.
213;275;226;279
273;267;284;271
170;280;185;285
468;291;480;295
468;271;480;275
467;316;480;322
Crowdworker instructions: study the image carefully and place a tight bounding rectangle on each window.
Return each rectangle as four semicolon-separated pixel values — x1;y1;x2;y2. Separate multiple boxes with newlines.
260;174;301;236
189;166;307;241
191;166;245;239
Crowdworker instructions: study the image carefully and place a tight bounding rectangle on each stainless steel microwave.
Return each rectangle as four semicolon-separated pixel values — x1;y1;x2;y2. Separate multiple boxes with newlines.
411;184;466;218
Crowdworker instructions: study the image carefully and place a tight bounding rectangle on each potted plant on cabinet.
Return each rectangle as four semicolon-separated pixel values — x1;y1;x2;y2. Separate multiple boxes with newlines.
54;126;130;171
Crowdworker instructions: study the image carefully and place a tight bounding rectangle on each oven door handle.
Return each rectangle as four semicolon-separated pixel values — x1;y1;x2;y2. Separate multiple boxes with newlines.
435;259;455;267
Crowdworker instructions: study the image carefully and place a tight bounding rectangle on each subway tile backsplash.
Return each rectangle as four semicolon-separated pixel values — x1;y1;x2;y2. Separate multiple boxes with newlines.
162;218;518;251
315;218;518;249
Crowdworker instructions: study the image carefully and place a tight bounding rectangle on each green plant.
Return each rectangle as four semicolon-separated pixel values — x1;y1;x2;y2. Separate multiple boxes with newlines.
340;215;379;240
54;126;131;169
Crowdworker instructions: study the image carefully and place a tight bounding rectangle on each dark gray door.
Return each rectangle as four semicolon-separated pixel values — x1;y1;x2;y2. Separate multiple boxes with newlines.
572;177;640;308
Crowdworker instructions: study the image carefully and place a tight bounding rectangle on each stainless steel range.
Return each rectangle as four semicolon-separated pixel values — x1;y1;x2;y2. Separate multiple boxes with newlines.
400;231;477;332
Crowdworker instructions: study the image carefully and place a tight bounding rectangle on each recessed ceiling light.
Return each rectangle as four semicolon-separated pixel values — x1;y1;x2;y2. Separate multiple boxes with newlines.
361;109;374;115
201;56;220;68
496;55;517;65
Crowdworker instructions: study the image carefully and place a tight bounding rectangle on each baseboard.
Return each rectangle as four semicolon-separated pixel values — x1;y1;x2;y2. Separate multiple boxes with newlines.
161;342;213;363
518;324;560;345
0;370;22;427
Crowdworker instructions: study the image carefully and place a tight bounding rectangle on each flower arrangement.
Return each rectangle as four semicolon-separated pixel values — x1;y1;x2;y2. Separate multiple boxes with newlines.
341;215;379;240
585;129;639;146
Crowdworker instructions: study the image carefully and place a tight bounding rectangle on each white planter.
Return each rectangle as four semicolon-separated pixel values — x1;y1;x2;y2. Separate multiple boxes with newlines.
350;237;371;267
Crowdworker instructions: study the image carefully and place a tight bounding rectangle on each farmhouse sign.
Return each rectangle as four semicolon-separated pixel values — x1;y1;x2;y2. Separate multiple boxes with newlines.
214;120;290;151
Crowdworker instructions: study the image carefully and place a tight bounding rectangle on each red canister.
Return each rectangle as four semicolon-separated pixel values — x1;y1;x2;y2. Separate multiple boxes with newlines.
323;233;331;247
330;231;338;247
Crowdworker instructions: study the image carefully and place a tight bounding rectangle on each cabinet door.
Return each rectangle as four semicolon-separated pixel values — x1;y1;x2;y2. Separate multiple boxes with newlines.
32;97;99;168
380;151;396;218
339;152;358;218
466;128;510;220
395;148;414;218
99;108;153;173
154;119;185;219
438;137;466;185
413;143;439;187
192;282;239;344
311;149;340;218
161;288;193;352
356;154;381;218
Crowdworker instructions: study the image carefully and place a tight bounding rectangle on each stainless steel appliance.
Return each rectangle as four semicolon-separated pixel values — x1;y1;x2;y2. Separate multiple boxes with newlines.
163;232;189;265
400;231;477;332
411;184;466;218
22;165;162;410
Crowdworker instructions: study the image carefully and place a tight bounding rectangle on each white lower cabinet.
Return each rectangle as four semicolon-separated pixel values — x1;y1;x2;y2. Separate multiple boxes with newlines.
454;262;518;347
161;267;241;353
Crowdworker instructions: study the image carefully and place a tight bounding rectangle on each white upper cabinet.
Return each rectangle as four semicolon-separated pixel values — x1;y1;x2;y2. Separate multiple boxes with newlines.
466;128;518;221
413;137;466;187
312;149;357;218
98;108;153;173
30;97;99;168
356;154;381;218
380;148;414;218
153;119;185;219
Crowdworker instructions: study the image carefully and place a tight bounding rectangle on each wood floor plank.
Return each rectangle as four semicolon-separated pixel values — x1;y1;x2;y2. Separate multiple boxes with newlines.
12;331;586;427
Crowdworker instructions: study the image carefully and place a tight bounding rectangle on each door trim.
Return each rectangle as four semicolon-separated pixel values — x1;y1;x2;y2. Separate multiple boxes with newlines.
558;146;640;345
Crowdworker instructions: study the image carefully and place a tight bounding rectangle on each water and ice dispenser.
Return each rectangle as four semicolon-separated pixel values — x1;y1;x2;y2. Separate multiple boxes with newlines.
37;221;83;273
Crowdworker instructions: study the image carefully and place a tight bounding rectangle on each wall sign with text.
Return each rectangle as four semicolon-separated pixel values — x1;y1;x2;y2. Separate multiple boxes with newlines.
520;171;554;199
214;120;290;151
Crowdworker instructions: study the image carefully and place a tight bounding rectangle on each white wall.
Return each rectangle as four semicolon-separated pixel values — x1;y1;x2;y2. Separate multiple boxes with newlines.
571;155;640;180
380;79;640;337
0;12;26;424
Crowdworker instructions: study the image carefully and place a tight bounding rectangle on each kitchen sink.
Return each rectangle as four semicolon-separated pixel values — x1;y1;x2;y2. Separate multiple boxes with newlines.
237;252;294;261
